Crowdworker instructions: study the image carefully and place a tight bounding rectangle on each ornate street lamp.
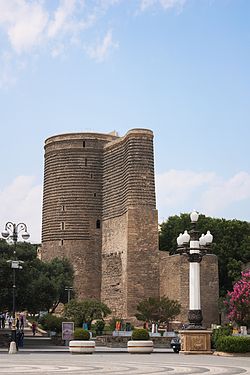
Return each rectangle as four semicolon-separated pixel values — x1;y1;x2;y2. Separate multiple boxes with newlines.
1;222;30;352
176;211;213;329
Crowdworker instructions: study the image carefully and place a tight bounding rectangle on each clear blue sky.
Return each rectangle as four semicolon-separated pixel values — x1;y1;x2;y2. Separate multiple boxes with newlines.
0;0;249;242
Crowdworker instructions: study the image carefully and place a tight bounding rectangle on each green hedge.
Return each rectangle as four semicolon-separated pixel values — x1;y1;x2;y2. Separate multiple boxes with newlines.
216;336;250;353
212;326;232;349
74;328;90;340
131;328;149;340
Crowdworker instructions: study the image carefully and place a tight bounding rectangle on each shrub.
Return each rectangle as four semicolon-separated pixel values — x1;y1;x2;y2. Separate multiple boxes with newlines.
95;320;105;335
39;314;65;333
131;328;149;341
74;328;90;340
216;336;250;353
225;271;250;327
211;325;232;349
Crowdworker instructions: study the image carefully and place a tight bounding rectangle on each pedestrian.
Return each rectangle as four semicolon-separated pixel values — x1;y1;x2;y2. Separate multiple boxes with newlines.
20;315;24;329
32;322;37;336
17;329;24;348
16;318;20;330
8;315;13;329
2;313;5;329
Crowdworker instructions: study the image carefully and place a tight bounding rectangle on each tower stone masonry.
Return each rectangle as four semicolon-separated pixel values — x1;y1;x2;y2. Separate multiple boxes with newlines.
41;128;219;326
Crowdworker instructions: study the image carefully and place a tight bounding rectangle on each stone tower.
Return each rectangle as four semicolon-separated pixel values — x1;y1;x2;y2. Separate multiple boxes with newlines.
41;128;219;326
41;129;159;318
41;131;118;299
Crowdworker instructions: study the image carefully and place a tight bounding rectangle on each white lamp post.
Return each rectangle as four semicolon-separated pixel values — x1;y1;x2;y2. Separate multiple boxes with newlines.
176;211;213;328
1;222;30;353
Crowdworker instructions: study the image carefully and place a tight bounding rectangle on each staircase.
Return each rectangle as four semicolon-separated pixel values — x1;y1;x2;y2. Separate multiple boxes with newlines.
20;326;55;350
22;335;54;349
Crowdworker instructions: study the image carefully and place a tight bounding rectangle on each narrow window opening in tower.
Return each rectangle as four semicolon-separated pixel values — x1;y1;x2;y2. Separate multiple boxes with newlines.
96;219;101;229
62;205;65;211
61;222;65;230
83;140;86;147
94;192;96;197
60;239;64;246
85;158;88;166
90;173;93;179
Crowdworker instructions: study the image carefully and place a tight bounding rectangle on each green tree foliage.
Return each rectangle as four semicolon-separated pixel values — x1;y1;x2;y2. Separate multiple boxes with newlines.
159;214;250;296
64;299;111;328
0;239;74;314
135;296;181;325
95;320;105;335
39;314;65;333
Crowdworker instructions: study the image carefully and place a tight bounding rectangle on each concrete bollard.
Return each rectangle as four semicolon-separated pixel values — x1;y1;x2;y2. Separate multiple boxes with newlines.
8;341;17;354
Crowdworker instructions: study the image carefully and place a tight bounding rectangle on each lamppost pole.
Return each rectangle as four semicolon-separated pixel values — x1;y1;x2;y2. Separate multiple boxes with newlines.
1;222;30;353
176;211;213;329
65;286;73;303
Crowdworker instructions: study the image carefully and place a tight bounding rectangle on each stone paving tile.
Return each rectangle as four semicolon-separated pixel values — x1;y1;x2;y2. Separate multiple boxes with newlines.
0;352;249;375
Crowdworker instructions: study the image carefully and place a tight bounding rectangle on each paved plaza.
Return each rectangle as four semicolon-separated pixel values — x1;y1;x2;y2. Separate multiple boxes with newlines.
0;352;249;374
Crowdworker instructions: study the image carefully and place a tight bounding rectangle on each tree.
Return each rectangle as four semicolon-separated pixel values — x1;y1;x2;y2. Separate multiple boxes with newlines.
0;239;74;314
159;214;250;296
64;299;111;328
135;296;181;325
224;271;250;327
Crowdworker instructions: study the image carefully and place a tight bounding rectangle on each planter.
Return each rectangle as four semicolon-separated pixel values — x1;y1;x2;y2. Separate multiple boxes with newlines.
127;340;153;354
69;340;95;354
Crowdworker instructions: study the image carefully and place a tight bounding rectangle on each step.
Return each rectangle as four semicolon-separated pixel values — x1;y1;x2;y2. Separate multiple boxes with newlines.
22;336;53;348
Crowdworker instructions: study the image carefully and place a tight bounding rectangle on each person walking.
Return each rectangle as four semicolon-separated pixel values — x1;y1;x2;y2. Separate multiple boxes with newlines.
1;313;5;329
8;315;13;329
20;315;24;329
17;329;24;348
31;322;37;336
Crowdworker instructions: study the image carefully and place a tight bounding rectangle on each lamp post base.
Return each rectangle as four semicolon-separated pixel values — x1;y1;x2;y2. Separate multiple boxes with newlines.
180;329;212;355
187;309;204;330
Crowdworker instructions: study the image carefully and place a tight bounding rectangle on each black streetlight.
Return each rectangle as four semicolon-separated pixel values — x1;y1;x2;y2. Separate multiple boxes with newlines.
65;286;73;303
176;211;213;329
1;222;30;351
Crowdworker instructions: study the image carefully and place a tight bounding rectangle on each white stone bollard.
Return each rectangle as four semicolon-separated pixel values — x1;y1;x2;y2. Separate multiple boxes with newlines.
69;340;95;354
8;341;17;354
127;340;154;354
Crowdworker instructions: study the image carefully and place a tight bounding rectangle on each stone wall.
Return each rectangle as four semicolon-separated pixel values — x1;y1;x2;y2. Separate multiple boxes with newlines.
102;129;156;220
200;254;220;326
41;239;102;299
102;129;159;320
101;213;128;317
95;335;172;348
160;252;189;324
126;207;159;319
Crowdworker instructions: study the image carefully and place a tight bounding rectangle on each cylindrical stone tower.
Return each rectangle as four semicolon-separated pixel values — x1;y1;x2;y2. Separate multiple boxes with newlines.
41;132;118;299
